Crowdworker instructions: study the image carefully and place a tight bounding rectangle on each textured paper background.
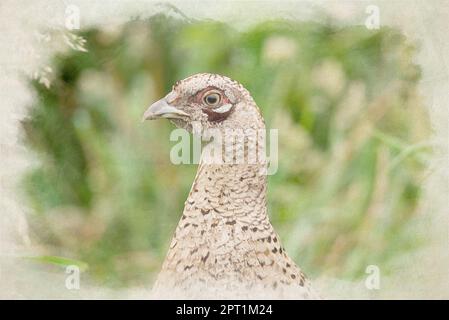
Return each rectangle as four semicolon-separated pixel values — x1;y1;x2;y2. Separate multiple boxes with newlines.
0;0;448;298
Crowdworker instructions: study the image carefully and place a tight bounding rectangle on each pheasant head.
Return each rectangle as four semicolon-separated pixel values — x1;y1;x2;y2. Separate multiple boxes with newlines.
143;73;265;133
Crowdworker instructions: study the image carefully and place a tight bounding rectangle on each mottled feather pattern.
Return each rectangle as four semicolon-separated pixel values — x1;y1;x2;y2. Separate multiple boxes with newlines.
146;73;319;299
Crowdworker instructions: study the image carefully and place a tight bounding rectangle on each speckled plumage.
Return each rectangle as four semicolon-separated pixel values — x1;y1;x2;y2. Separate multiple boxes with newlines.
144;73;319;299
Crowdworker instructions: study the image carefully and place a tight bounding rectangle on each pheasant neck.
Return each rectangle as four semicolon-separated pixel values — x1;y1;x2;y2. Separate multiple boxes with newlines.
155;135;274;289
185;138;269;223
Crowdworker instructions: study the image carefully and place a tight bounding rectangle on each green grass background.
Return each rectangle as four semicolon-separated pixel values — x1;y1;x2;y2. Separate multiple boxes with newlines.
22;12;431;288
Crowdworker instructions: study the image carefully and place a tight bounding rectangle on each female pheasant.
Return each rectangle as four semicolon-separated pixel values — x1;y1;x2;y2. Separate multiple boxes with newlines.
143;73;318;299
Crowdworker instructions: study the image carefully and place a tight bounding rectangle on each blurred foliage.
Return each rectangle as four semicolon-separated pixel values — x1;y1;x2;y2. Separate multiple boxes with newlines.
22;11;431;287
26;255;89;272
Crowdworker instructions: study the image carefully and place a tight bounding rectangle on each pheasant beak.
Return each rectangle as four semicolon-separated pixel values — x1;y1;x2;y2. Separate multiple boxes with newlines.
142;97;189;121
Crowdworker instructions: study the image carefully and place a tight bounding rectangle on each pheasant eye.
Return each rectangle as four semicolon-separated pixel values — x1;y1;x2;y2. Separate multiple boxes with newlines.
203;92;221;106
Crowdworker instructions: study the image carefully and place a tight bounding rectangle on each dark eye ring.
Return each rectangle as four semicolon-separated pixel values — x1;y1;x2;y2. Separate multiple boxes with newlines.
203;92;221;106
